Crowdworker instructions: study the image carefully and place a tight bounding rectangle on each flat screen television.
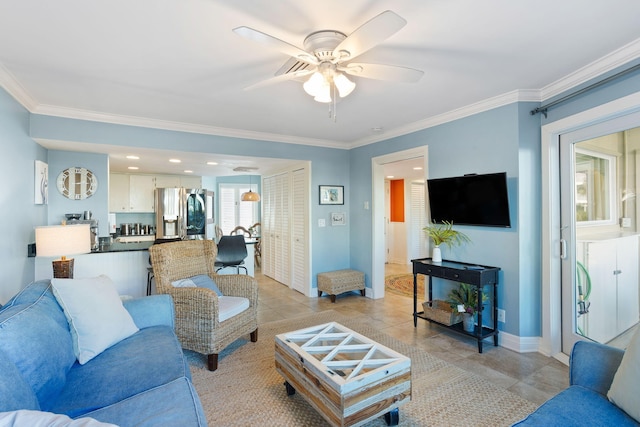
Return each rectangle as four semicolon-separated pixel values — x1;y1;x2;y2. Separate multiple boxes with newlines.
427;172;511;228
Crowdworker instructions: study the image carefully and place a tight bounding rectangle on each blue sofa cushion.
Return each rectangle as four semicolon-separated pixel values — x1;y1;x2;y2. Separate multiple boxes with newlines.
82;377;207;427
0;349;39;412
43;325;191;418
0;283;76;404
513;385;638;426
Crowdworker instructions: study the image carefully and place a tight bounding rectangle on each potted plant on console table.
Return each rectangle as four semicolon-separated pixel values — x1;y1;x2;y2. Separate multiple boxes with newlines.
422;221;470;263
447;283;488;333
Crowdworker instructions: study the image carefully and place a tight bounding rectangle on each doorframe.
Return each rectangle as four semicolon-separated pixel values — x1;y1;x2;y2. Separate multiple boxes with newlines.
541;91;640;361
372;146;429;299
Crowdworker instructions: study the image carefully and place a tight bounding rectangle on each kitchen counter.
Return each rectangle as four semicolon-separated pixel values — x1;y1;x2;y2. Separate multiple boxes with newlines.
95;241;154;253
34;237;256;297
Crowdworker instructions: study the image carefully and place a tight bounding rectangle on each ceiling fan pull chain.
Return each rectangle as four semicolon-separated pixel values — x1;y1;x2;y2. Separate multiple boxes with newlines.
331;84;337;123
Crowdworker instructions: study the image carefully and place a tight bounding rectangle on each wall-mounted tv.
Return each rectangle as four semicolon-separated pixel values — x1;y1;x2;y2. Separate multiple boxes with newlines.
427;172;511;228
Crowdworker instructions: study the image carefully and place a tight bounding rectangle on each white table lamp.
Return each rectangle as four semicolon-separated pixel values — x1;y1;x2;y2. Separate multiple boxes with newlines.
35;224;91;278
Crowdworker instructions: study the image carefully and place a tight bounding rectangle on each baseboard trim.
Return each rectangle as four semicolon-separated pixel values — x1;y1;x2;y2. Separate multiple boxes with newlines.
498;331;540;353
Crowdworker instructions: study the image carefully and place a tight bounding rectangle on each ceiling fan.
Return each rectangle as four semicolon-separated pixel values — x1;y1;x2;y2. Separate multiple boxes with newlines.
233;10;424;103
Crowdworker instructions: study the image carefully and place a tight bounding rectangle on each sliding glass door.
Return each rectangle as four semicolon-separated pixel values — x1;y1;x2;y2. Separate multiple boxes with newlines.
559;114;640;354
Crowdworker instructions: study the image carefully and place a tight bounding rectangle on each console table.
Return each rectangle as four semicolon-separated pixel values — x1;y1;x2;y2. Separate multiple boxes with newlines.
411;258;500;353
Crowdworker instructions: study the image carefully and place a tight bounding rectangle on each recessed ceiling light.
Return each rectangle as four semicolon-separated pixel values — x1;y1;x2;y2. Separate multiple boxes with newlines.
169;159;181;163
413;167;423;170
386;175;394;179
128;166;139;170
184;170;193;174
207;161;218;166
126;155;140;160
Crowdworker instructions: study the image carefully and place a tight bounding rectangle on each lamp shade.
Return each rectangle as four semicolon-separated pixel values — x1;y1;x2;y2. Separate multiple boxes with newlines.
241;190;261;202
35;224;91;258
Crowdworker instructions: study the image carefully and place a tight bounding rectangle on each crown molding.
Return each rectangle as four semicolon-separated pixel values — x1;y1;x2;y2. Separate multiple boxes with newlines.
348;89;542;149
2;38;639;150
0;64;38;111
540;37;640;101
32;104;349;150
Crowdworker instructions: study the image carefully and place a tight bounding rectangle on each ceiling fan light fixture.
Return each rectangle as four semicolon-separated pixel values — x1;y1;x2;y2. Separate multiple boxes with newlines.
314;82;332;103
334;73;356;98
303;72;325;97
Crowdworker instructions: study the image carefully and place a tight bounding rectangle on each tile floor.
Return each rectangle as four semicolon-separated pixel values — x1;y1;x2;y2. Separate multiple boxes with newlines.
256;264;569;407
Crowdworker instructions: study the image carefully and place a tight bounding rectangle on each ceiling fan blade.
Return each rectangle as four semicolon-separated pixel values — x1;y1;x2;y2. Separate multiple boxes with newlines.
340;63;424;83
332;10;406;61
244;69;314;91
233;26;318;66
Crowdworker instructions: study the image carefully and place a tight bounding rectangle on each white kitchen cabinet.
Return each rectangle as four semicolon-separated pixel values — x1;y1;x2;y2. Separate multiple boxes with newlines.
180;176;202;188
109;173;131;212
577;235;639;343
129;175;156;212
109;173;155;213
154;175;181;188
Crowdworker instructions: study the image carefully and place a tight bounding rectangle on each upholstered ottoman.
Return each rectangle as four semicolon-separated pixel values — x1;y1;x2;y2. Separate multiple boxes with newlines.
317;269;365;303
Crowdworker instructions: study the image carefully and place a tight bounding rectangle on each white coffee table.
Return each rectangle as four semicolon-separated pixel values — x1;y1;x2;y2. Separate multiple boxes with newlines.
275;322;411;427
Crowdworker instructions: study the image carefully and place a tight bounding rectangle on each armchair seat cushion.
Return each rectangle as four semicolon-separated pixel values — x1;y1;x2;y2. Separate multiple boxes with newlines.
218;296;250;322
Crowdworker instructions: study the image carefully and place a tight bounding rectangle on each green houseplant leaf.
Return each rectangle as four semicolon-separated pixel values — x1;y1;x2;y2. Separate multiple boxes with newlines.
422;221;471;248
447;282;488;315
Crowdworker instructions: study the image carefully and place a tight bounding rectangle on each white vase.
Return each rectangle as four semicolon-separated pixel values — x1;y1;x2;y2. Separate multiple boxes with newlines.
462;312;475;333
432;246;442;263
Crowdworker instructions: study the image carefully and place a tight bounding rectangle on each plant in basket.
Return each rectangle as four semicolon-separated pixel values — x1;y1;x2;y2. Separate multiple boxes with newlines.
447;283;488;332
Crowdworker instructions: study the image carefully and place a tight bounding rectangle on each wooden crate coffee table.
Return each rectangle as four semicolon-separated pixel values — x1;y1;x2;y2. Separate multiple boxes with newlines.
275;322;411;427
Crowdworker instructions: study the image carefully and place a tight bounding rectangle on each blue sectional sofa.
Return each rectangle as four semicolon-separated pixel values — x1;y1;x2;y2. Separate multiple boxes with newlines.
0;280;207;426
513;340;638;426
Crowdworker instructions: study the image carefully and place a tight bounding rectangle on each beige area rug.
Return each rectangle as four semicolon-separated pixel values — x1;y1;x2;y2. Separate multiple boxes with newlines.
385;274;425;298
186;311;537;426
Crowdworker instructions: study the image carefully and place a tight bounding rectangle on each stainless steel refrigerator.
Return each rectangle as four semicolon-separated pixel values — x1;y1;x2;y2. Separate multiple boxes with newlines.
155;188;213;240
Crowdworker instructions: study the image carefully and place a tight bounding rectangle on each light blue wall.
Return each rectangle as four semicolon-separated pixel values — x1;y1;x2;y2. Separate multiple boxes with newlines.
47;150;110;236
4;62;639;335
29;116;350;289
0;88;47;303
349;104;537;336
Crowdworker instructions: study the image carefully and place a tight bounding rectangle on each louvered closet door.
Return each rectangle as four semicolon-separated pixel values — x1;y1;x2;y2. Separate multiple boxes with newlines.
274;172;290;286
262;176;275;278
290;168;308;293
410;181;429;260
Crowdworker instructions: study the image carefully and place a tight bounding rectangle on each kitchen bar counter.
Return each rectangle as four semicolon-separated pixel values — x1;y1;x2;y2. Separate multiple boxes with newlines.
34;238;256;297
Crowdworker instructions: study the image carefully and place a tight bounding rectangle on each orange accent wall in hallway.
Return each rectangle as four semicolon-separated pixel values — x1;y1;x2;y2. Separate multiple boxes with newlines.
390;179;404;222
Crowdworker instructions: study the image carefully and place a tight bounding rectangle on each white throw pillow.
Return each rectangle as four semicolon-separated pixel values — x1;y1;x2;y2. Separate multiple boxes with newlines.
608;327;640;422
51;275;139;365
0;410;117;426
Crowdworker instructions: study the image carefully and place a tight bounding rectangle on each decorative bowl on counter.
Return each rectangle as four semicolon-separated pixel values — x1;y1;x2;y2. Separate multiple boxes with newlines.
65;213;82;220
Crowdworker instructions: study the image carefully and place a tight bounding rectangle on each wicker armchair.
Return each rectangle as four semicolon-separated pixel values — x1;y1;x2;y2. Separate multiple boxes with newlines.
149;240;258;371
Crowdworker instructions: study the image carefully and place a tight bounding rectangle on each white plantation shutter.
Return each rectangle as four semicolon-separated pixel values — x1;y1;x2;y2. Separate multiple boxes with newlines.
411;181;428;259
219;183;258;234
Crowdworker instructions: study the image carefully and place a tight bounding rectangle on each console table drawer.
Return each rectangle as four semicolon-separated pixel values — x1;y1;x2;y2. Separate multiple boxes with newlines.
414;264;444;276
443;269;478;283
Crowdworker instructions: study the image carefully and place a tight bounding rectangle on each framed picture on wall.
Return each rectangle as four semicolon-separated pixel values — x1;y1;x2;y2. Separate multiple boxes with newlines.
331;212;346;226
35;160;48;205
319;185;344;205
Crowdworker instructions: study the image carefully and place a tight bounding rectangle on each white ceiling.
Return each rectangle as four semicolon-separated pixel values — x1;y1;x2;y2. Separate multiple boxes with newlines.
1;1;640;178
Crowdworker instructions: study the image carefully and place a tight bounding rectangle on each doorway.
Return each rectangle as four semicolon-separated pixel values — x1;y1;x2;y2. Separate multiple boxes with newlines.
560;124;640;354
372;146;429;299
541;91;640;361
